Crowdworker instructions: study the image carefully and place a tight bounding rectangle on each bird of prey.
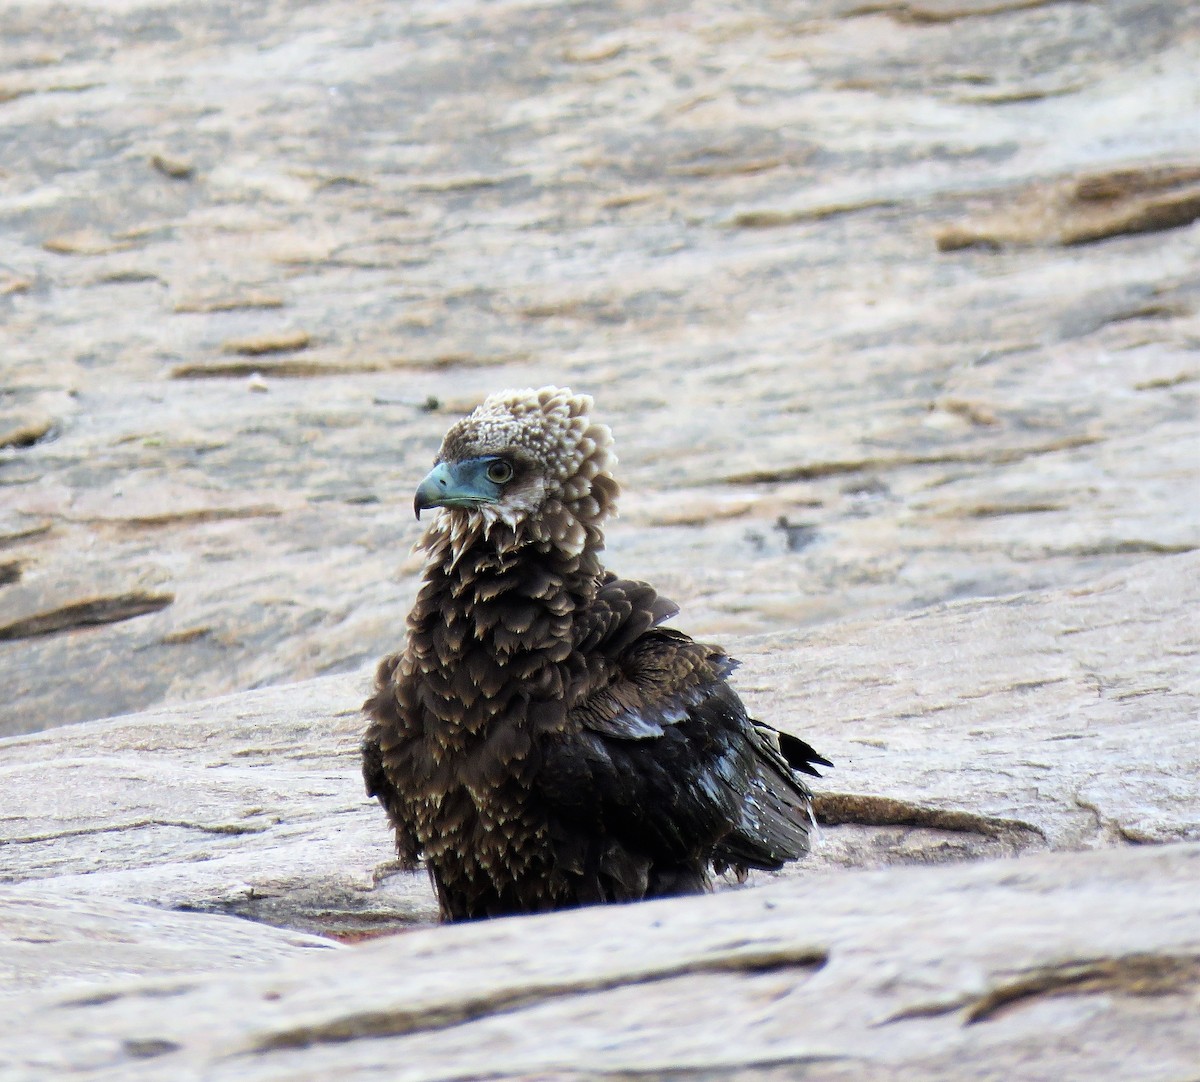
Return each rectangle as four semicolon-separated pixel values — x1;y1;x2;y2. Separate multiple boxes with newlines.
362;387;828;921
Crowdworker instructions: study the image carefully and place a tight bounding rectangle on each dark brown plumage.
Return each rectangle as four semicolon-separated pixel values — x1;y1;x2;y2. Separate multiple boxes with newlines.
362;387;828;921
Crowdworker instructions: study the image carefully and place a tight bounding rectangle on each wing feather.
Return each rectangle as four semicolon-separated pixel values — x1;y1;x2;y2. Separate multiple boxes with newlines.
537;577;825;875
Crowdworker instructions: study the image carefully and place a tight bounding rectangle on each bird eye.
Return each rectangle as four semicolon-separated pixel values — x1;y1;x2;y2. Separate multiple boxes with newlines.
485;459;514;484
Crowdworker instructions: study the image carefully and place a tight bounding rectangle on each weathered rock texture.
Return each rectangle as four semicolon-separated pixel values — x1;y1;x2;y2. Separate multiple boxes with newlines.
2;0;1198;734
2;0;1198;1076
3;550;1197;930
2;554;1197;1076
7;843;1200;1082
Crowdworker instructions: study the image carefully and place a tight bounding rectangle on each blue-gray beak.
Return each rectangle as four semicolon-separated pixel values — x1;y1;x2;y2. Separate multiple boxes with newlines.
413;460;503;519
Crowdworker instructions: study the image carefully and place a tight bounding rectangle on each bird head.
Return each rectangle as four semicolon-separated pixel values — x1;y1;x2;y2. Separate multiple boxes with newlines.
415;387;619;557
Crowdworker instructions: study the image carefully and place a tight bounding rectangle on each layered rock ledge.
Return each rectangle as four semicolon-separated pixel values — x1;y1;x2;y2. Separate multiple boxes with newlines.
2;553;1197;1078
3;0;1198;734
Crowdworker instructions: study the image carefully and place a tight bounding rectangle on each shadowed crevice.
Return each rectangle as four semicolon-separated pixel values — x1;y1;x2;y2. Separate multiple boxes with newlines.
0;593;174;640
722;435;1101;485
248;946;829;1052
0;418;59;450
814;792;1045;843
966;953;1200;1023
847;0;1079;26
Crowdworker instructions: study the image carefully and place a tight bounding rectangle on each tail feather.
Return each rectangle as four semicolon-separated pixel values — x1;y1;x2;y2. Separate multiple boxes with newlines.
712;720;829;873
776;728;833;778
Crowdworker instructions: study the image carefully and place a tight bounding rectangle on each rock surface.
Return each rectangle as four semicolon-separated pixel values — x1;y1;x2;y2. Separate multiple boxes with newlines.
2;0;1198;734
2;553;1197;1076
3;550;1197;936
6;841;1200;1080
0;892;337;1003
2;0;1198;1076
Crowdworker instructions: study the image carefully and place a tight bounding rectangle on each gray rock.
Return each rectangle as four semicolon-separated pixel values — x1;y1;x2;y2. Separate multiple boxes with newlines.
2;0;1197;734
2;549;1195;923
1;0;1198;1075
2;480;1196;1081
4;843;1200;1080
0;892;337;1003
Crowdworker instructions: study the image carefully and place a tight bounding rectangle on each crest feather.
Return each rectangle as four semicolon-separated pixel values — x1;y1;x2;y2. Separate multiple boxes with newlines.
423;386;619;559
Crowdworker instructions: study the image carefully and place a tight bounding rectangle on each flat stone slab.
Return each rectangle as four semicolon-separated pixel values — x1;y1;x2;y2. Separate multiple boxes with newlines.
0;892;337;1003
1;489;1194;1082
2;552;1195;939
4;843;1199;1080
2;0;1198;735
2;1;1198;1075
0;674;439;936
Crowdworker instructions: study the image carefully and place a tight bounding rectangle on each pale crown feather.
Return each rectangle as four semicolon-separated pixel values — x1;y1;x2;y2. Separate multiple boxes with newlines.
422;386;619;559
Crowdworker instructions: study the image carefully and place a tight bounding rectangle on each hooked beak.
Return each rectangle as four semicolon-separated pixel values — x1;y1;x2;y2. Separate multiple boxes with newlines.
413;460;500;520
